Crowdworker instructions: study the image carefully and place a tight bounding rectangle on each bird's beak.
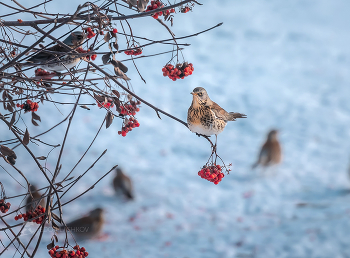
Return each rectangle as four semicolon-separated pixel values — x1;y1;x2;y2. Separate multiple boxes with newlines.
190;92;196;95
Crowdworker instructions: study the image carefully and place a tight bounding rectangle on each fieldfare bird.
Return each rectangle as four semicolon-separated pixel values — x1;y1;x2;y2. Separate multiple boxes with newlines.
23;31;86;71
252;129;282;169
113;167;134;200
60;208;104;240
187;87;246;141
25;185;46;212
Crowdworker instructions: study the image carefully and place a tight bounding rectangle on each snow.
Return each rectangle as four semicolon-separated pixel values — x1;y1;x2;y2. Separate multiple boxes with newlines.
1;0;350;257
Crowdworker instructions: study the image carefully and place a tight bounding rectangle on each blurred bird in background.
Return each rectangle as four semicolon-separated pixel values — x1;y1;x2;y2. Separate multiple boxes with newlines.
22;31;86;71
113;167;134;200
252;129;282;169
60;208;104;240
25;185;46;212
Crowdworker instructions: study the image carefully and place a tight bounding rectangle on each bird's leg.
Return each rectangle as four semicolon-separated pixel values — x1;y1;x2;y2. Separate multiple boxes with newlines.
212;135;217;154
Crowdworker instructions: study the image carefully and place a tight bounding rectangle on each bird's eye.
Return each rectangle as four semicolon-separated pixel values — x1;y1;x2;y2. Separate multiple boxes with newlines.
198;93;203;97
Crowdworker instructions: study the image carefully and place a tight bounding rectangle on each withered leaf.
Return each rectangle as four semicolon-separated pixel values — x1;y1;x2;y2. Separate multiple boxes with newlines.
66;176;74;181
8;153;17;159
51;212;62;223
104;32;111;43
40;95;44;104
7;156;16;165
51;220;60;231
112;90;120;98
93;93;104;102
106;112;114;129
2;90;7;100
32;112;41;122
0;145;15;157
31;119;39;126
9;112;16;128
113;42;119;51
47;241;54;250
110;60;128;73
23;128;30;145
127;0;137;7
137;0;149;12
102;53;110;65
53;234;58;242
114;67;130;80
7;103;13;113
36;156;46;160
79;105;90;110
3;101;7;110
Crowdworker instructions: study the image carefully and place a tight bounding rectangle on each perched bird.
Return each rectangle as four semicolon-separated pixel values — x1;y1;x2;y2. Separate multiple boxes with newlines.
113;167;134;200
252;129;282;169
23;31;86;71
61;208;104;240
25;185;46;212
187;87;246;140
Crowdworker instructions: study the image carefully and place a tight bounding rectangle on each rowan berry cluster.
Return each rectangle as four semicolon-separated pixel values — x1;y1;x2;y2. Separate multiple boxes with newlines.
118;117;140;137
48;245;89;258
198;164;225;185
119;100;141;116
162;62;194;81
124;47;142;56
76;47;96;61
146;0;164;19
96;99;114;109
0;199;11;213
35;68;55;77
181;6;191;13
16;100;39;112
14;205;46;224
85;27;96;39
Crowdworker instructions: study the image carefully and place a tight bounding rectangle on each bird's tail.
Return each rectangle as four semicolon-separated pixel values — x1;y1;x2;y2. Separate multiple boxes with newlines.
228;112;247;121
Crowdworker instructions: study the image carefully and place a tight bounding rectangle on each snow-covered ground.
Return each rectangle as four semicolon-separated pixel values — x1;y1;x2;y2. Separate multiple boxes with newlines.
2;0;350;257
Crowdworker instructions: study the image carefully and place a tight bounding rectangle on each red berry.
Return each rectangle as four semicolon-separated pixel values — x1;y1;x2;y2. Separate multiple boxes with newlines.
112;28;118;34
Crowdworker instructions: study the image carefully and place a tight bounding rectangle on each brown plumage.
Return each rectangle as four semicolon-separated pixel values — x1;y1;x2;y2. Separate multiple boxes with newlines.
113;167;134;200
25;185;46;212
187;87;246;136
61;208;104;240
252;130;282;169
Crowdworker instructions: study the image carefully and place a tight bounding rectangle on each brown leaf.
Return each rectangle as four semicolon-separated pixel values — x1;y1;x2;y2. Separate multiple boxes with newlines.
104;32;111;43
36;156;46;160
9;112;16;128
0;145;15;157
51;212;62;223
79;105;90;110
23;128;30;145
113;42;119;51
2;91;7;100
31;119;39;126
7;103;13;113
112;90;120;98
47;241;54;250
137;0;149;12
32;112;41;122
102;53;110;65
8;153;17;159
93;93;104;103
3;101;6;110
53;234;58;242
127;0;137;7
114;67;130;81
7;156;16;165
52;220;60;231
106;112;114;129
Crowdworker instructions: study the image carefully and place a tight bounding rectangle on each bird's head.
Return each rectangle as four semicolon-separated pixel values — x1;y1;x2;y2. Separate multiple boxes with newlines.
63;31;86;47
267;129;279;141
29;185;38;192
116;167;124;176
89;208;104;219
191;87;211;106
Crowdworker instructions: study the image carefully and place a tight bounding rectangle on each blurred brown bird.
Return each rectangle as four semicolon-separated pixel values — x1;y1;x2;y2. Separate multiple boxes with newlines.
61;208;104;240
252;129;282;169
25;185;46;212
113;167;134;200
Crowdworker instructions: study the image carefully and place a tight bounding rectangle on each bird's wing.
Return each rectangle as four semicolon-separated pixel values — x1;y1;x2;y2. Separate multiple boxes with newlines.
210;102;229;120
121;176;134;199
26;45;68;63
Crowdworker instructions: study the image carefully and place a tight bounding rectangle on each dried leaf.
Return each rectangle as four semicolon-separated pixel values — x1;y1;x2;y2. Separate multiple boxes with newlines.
32;112;41;122
114;67;130;80
9;112;16;128
47;241;54;250
53;235;58;242
127;0;137;7
7;156;16;165
113;42;119;51
66;176;74;181
36;156;46;160
23;128;30;145
102;53;110;65
106;112;114;129
3;101;6;110
51;212;62;223
111;60;128;73
31;119;39;126
0;145;15;157
93;93;104;102
52;220;60;231
104;32;111;43
80;105;90;110
2;91;7;100
137;0;149;12
7;103;13;113
40;95;44;104
8;153;17;159
112;90;120;98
